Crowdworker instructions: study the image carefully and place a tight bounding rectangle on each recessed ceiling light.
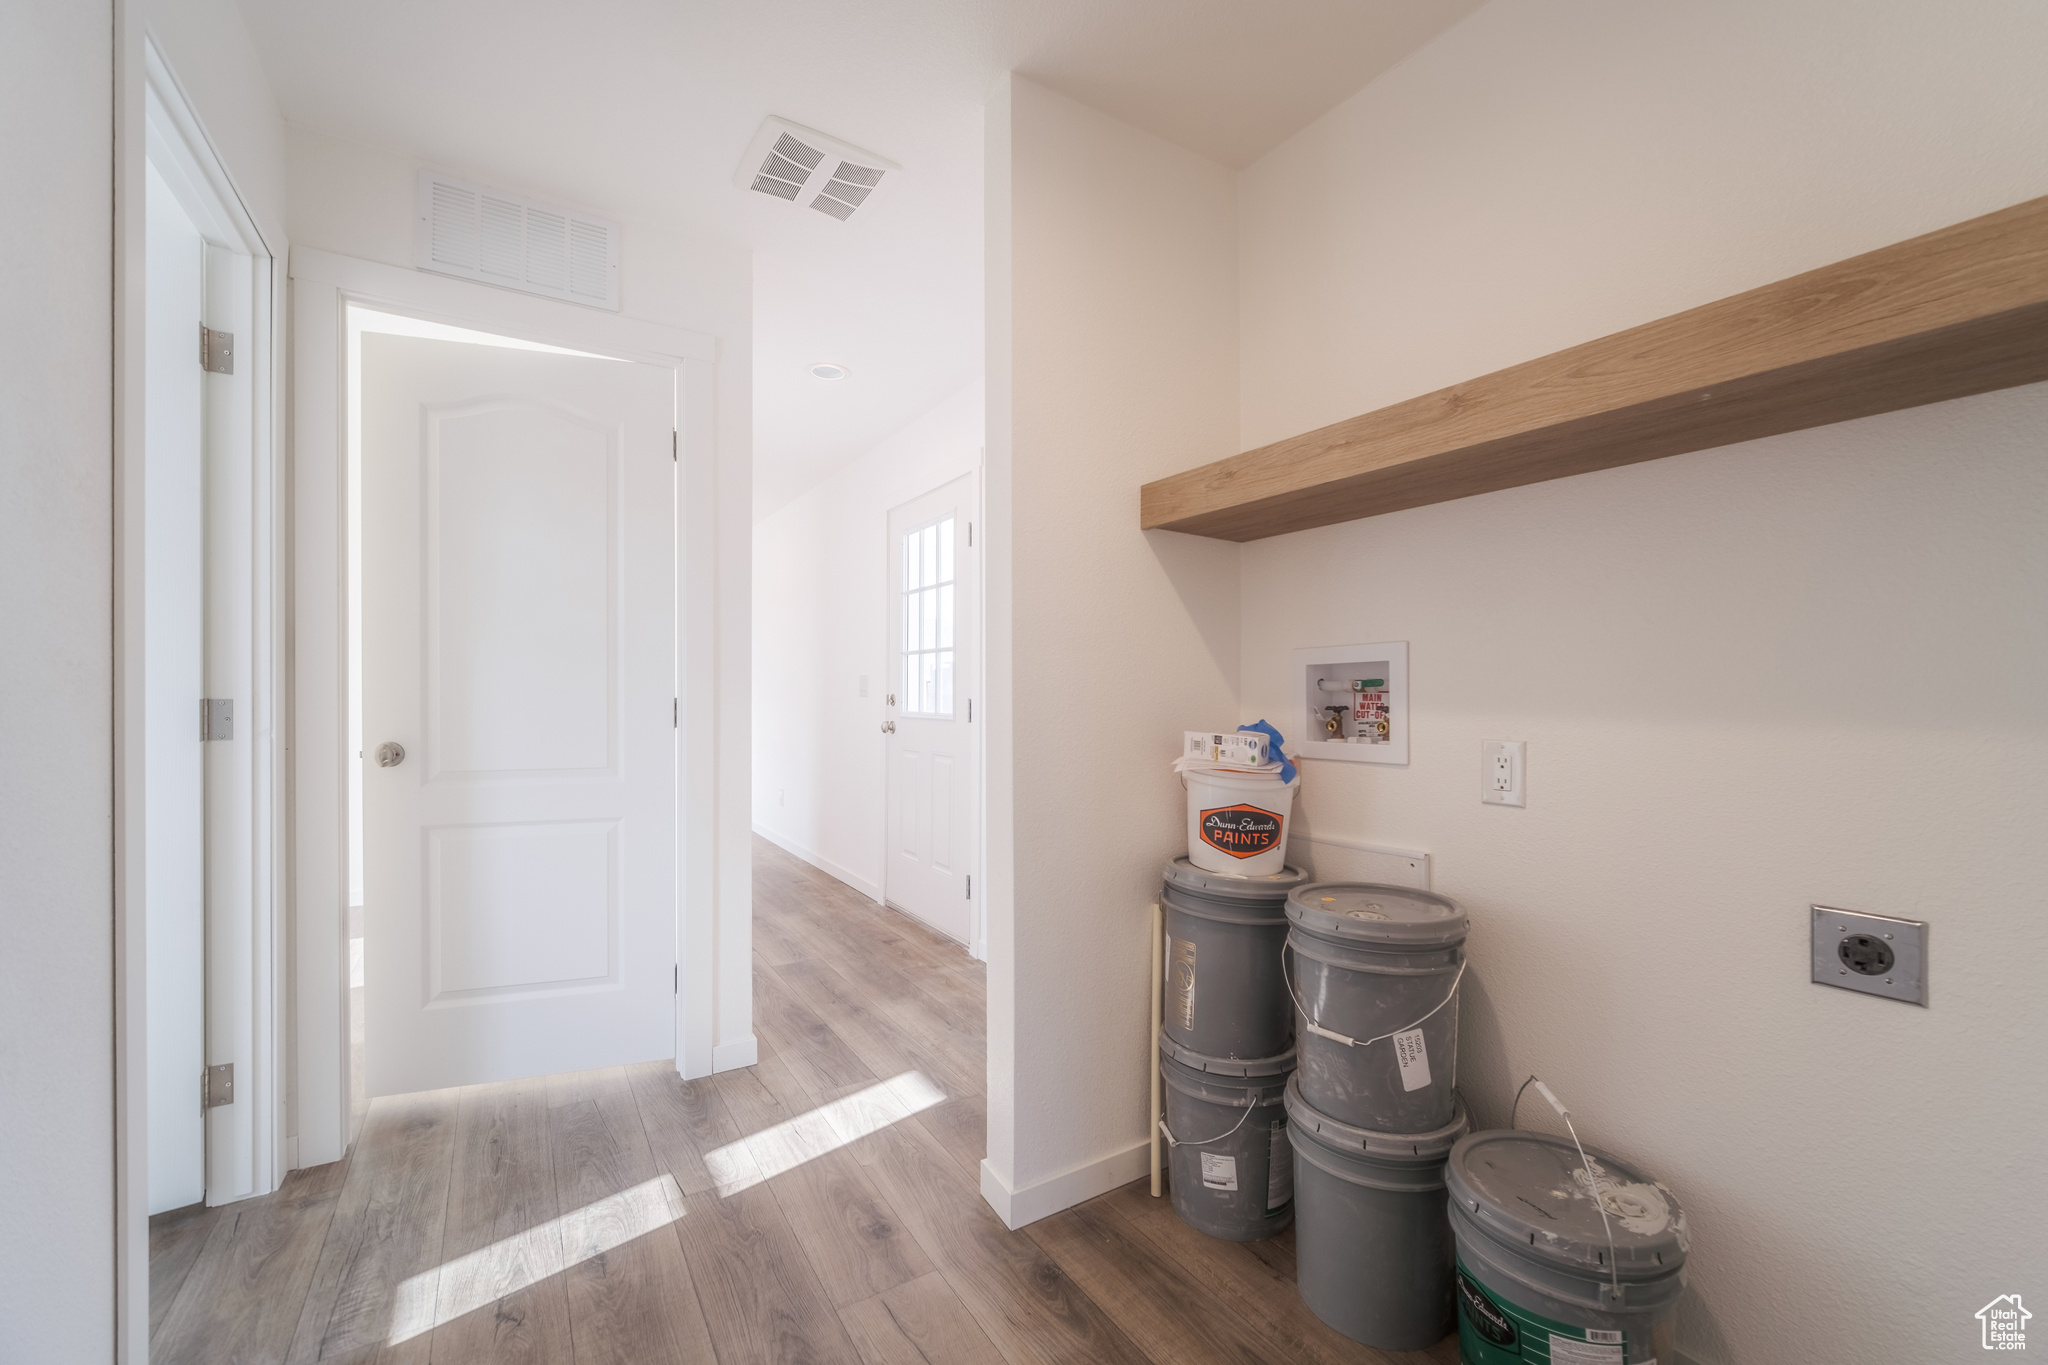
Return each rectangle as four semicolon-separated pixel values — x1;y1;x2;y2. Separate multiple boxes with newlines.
810;363;850;380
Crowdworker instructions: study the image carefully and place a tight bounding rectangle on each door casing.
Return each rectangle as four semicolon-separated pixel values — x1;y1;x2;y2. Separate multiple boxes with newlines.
290;248;750;1171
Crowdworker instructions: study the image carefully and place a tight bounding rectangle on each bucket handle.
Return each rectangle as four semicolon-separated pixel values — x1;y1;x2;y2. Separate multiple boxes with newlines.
1282;946;1466;1051
1158;1096;1259;1151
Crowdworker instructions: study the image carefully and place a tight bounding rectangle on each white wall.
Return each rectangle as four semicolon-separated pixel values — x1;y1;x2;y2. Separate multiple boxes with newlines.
0;2;115;1360
1234;2;2048;1361
982;77;1243;1224
148;0;289;247
752;382;984;899
286;127;759;1077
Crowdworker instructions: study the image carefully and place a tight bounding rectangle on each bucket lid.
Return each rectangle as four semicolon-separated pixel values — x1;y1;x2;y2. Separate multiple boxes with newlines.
1446;1130;1689;1279
1157;1032;1296;1079
1283;1075;1469;1160
1286;882;1468;947
1163;857;1309;904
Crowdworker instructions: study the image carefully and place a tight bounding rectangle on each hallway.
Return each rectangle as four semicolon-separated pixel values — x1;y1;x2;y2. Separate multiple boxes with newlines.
150;839;1450;1364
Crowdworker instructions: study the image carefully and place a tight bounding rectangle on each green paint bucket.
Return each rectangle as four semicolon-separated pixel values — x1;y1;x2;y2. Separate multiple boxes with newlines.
1445;1131;1688;1365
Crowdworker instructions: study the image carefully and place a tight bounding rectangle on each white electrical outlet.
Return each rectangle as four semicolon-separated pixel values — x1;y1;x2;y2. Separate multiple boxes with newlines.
1482;740;1525;807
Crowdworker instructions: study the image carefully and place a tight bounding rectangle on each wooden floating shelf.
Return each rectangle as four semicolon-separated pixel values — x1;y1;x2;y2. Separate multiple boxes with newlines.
1141;196;2048;542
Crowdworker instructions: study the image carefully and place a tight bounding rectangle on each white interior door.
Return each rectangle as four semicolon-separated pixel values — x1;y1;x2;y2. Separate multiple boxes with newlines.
361;332;677;1097
884;472;979;944
144;160;206;1214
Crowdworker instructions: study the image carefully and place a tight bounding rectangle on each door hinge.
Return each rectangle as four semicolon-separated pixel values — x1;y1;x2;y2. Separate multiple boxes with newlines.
202;1063;234;1109
965;875;972;900
673;698;678;728
968;698;972;722
967;522;973;547
672;430;678;460
200;698;233;741
200;324;235;375
674;964;678;994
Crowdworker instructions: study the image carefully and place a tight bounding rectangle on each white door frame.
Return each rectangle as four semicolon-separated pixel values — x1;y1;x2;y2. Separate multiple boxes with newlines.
289;248;747;1169
115;32;285;1364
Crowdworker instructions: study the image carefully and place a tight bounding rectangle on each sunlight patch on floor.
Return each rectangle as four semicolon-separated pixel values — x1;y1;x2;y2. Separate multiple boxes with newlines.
706;1070;945;1197
384;1069;944;1342
386;1173;686;1344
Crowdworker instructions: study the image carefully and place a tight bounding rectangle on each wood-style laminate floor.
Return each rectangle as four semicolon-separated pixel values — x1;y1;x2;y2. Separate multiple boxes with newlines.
151;835;1458;1364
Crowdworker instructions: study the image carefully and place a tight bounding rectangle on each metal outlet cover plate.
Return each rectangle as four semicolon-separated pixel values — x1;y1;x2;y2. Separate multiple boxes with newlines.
1812;905;1927;1006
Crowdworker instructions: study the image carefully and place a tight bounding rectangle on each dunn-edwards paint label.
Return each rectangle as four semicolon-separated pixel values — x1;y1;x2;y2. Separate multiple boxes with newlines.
1200;1152;1238;1191
1198;803;1284;860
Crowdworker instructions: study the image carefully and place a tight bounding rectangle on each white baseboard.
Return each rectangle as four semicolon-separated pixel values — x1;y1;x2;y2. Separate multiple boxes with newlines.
752;823;884;902
979;1142;1149;1230
711;1035;759;1072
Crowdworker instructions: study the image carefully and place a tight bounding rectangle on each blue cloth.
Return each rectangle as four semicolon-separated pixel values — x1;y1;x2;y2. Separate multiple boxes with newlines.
1238;719;1296;785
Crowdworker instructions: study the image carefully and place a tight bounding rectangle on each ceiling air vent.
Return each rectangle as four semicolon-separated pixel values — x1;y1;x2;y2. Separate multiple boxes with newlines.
734;118;900;222
414;170;621;311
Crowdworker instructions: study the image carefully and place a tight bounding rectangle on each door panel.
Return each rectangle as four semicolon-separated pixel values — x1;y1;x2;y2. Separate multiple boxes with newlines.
144;161;207;1215
884;472;978;945
361;333;675;1097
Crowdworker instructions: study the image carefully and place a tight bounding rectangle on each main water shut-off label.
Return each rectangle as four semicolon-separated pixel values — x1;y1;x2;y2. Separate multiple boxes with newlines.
1198;804;1283;859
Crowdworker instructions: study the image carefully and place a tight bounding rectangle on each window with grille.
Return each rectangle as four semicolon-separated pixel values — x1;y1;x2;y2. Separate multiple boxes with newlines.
900;517;954;717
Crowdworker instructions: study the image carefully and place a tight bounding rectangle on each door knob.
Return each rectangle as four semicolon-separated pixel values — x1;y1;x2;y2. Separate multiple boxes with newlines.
376;741;406;767
880;721;896;734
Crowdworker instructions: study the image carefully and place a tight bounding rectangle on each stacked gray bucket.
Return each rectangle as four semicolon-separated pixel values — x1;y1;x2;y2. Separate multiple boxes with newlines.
1285;883;1472;1351
1158;857;1308;1241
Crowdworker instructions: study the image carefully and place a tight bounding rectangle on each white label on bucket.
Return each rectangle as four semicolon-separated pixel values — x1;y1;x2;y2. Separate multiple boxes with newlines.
1392;1028;1432;1091
1547;1336;1624;1365
1200;1152;1238;1191
1266;1121;1292;1210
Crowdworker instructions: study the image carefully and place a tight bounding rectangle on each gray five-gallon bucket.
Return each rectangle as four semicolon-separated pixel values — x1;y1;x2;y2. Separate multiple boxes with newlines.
1286;1077;1470;1351
1159;1035;1295;1241
1285;883;1467;1132
1161;857;1309;1061
1446;1131;1687;1365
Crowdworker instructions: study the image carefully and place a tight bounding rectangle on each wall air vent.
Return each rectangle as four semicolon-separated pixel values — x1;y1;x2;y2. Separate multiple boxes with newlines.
734;117;900;222
414;170;621;311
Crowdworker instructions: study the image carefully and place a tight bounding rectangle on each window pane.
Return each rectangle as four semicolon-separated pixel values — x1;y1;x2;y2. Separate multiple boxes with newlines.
938;649;954;714
921;525;938;587
921;587;937;650
904;592;916;657
937;584;953;649
938;517;954;584
903;654;914;711
919;651;936;713
903;530;917;592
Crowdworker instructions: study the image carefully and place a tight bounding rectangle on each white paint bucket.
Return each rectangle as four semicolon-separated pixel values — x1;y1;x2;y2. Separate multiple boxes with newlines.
1183;767;1299;876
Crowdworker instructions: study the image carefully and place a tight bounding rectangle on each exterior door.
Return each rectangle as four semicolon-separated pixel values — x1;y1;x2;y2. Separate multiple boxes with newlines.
884;472;979;944
360;332;677;1097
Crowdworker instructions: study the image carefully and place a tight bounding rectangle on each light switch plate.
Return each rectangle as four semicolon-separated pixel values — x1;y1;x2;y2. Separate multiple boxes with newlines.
1812;905;1926;1006
1481;740;1525;807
